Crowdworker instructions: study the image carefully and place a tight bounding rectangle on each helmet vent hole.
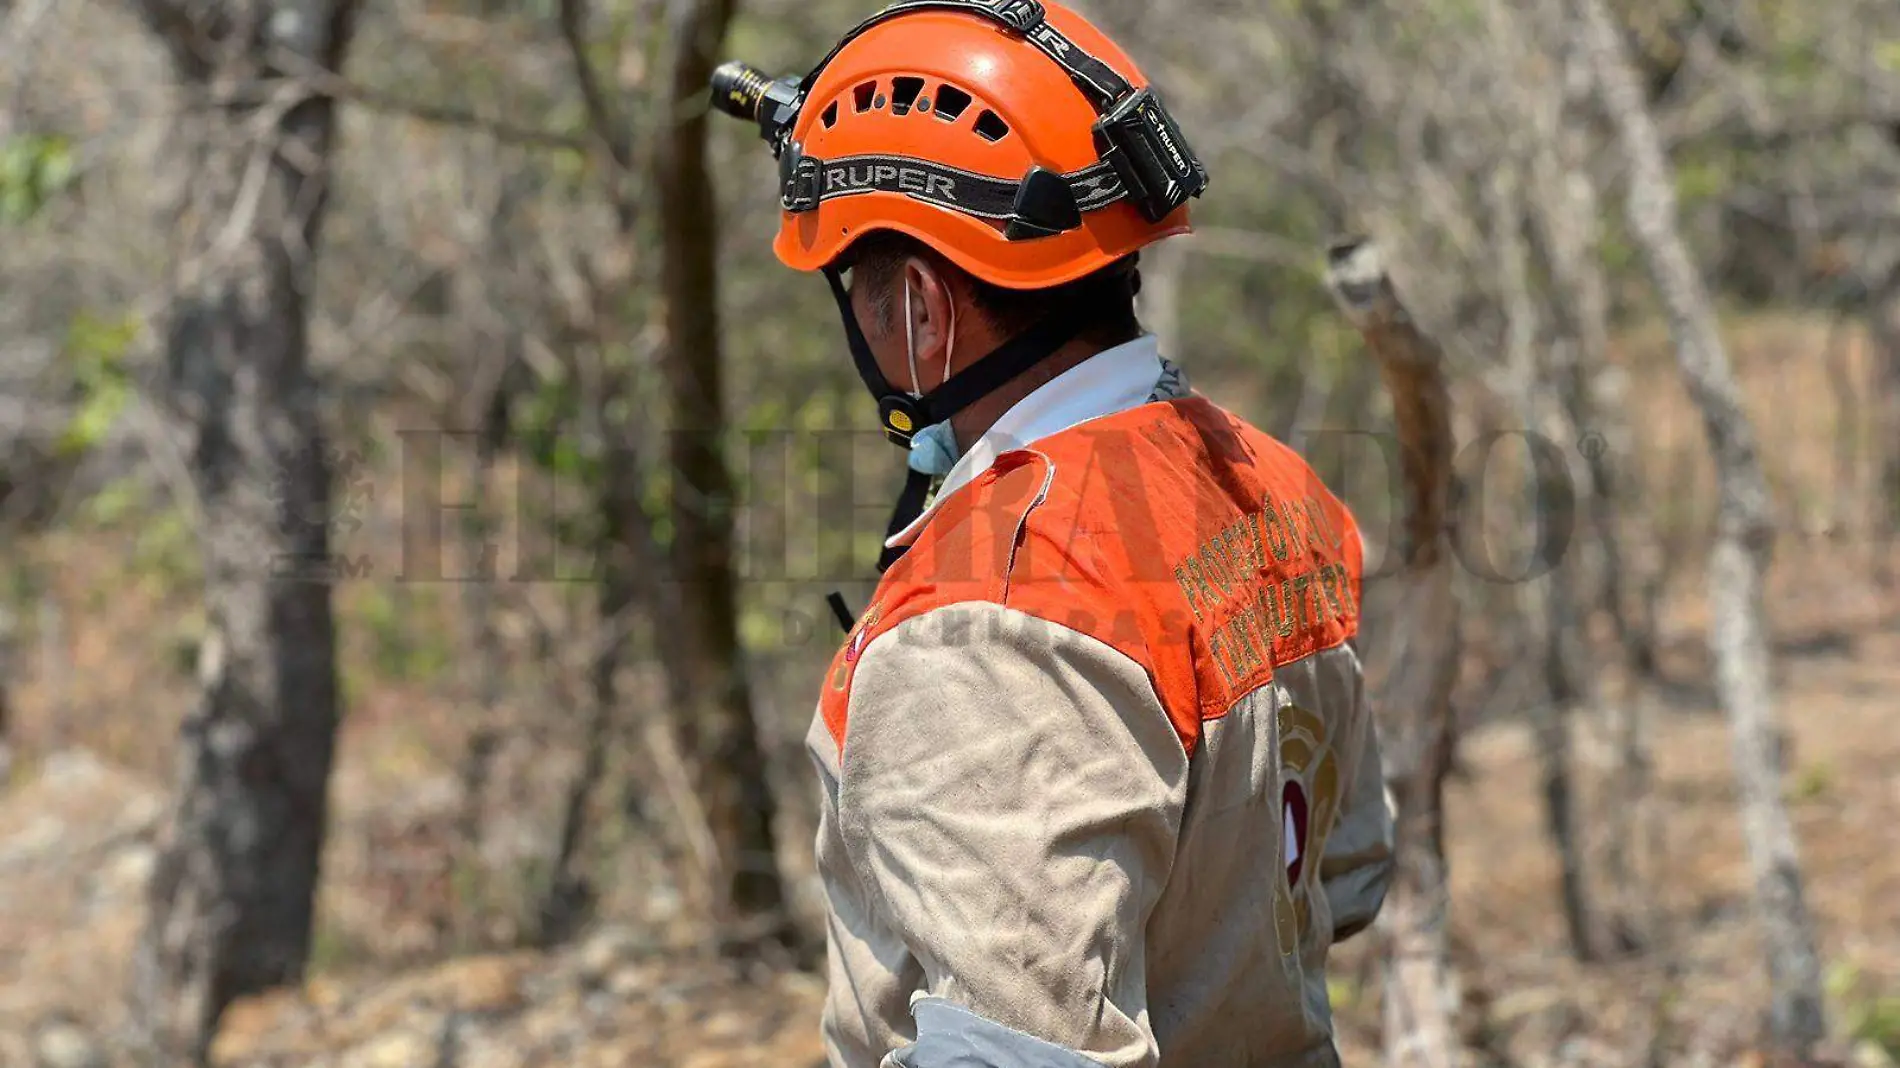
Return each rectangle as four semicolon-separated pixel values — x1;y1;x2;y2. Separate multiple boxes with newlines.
853;81;877;113
934;85;972;122
821;102;839;128
974;110;1010;142
890;77;925;116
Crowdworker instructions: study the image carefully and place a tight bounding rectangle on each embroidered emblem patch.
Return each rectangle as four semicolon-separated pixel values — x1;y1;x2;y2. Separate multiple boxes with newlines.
831;604;883;691
1282;779;1310;885
1272;701;1339;959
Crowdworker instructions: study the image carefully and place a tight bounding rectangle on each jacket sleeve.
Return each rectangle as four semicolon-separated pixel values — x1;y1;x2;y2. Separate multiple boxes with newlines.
1316;639;1395;943
809;711;924;1066
828;603;1190;1068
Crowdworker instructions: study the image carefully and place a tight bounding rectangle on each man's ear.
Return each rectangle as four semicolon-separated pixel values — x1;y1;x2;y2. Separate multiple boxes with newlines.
904;256;957;383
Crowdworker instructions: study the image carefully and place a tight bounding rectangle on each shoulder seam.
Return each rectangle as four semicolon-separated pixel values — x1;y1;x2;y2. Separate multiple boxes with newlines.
844;600;1177;765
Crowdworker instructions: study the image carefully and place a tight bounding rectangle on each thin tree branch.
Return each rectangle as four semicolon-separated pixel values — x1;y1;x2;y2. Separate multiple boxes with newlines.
558;0;632;171
559;0;639;229
1666;102;1900;148
1186;227;1320;270
277;56;593;152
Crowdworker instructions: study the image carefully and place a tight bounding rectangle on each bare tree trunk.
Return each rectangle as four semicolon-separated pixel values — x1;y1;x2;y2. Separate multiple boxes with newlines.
1577;0;1827;1052
126;1;358;1060
1536;63;1662;685
1327;239;1464;1068
1871;269;1900;590
0;604;13;787
542;0;748;944
453;279;523;948
1528;109;1660;943
540;402;644;945
1486;161;1601;962
537;0;643;942
1517;15;1661;936
37;599;65;750
453;425;504;948
1821;314;1859;542
653;0;791;954
1541;547;1613;953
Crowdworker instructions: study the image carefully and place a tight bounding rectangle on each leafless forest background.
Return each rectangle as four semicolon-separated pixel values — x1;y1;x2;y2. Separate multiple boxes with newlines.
1;0;1898;1065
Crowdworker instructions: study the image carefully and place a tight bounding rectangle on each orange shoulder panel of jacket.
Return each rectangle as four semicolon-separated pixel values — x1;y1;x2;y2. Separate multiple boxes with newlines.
818;399;1363;760
819;451;1056;755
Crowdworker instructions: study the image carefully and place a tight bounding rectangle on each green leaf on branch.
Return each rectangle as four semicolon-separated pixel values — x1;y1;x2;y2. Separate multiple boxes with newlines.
58;311;138;457
0;134;76;224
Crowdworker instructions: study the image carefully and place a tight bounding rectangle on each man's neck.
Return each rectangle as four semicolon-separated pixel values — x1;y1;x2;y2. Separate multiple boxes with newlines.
946;337;1114;452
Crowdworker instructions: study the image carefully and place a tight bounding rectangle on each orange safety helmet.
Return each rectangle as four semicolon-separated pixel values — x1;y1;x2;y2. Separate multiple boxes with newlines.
741;0;1207;290
711;0;1210;583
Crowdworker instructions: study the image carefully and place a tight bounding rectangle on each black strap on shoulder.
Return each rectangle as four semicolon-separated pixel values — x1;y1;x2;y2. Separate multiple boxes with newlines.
825;591;857;633
878;468;937;573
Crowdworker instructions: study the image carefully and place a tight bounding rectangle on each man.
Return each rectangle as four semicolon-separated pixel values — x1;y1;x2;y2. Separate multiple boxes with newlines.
717;2;1392;1064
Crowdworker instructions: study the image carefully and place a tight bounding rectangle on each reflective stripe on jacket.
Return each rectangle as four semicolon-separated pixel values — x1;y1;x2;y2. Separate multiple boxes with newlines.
809;386;1393;1068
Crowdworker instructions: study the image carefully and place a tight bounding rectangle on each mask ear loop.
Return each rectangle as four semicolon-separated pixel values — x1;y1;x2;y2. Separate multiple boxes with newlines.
903;280;925;401
903;279;960;399
941;299;956;389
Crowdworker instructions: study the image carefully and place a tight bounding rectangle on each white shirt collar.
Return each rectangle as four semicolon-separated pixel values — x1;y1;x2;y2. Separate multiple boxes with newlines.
885;333;1165;549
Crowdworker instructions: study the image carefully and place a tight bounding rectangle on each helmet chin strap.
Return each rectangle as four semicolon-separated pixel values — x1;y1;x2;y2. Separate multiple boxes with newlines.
822;264;1093;452
819;262;1111;624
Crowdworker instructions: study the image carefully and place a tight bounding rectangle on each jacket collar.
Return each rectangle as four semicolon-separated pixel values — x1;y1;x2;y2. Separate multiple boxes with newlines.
885;334;1166;550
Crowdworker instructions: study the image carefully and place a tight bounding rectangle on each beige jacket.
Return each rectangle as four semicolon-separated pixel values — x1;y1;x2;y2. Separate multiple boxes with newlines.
808;340;1393;1067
